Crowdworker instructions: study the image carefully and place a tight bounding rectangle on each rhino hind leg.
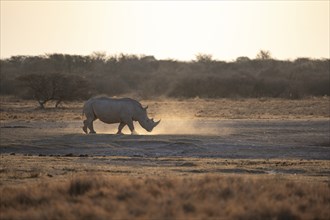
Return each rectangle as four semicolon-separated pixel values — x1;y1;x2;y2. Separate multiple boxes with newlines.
83;113;97;134
82;120;88;134
88;120;96;134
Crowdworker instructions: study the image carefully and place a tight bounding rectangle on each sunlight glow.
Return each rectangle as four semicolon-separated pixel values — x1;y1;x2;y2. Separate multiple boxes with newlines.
1;1;329;60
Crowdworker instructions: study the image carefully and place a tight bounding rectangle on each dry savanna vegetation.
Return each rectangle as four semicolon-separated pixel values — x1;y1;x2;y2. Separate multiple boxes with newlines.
1;155;330;220
1;174;329;220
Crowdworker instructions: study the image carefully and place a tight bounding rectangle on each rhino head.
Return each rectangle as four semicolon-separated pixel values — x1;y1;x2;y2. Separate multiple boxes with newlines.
138;106;161;132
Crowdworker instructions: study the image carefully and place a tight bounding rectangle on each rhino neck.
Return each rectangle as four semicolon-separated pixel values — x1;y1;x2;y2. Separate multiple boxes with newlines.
133;112;145;122
136;116;148;127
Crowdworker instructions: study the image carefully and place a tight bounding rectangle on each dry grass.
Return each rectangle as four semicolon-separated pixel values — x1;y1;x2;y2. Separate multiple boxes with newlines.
1;96;329;121
1;155;329;219
1;174;329;220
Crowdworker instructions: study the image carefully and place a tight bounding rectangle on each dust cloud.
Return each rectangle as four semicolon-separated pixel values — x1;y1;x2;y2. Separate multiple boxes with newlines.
92;118;233;136
151;118;232;135
144;99;232;135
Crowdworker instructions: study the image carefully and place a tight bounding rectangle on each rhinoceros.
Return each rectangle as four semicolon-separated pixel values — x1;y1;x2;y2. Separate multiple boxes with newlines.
82;97;160;134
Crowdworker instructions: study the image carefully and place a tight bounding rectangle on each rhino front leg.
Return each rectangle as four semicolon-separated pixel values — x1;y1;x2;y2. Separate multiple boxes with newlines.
125;119;137;135
117;122;126;134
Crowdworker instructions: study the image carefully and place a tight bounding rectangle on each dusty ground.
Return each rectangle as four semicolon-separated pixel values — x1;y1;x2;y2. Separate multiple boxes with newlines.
1;96;329;159
0;96;329;219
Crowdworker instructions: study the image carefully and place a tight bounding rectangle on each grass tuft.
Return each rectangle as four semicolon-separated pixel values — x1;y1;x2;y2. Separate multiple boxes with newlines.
68;177;93;196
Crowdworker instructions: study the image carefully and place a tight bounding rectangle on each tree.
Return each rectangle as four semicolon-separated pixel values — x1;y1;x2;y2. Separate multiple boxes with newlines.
236;56;250;62
195;53;213;63
256;50;272;60
90;51;107;62
17;73;90;108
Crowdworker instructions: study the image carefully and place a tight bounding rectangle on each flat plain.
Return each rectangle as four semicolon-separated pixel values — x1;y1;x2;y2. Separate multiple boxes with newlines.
0;96;329;219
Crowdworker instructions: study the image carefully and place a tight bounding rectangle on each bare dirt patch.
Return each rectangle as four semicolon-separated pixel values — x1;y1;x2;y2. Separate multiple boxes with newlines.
1;119;329;159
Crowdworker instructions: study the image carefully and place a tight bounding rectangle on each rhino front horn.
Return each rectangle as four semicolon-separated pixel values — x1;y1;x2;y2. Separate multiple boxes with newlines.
153;119;161;127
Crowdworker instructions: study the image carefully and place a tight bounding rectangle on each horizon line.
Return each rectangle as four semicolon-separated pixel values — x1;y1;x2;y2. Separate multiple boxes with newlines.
1;52;329;62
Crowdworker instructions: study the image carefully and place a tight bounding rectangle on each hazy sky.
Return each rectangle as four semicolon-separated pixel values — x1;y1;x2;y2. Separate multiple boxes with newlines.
1;1;329;61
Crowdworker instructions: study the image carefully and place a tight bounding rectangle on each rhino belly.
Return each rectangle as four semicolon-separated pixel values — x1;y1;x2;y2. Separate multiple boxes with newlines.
95;113;122;124
91;100;130;124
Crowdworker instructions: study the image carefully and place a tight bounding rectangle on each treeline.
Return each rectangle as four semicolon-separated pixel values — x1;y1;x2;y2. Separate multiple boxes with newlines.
1;52;329;103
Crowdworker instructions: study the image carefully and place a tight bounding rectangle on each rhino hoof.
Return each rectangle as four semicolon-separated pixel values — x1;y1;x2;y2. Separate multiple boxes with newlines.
131;131;138;135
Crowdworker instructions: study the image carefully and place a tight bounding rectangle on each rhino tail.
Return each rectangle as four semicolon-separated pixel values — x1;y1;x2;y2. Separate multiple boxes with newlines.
82;102;88;119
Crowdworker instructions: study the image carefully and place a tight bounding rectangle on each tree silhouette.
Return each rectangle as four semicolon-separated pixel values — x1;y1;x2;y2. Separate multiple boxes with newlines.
17;73;90;108
0;52;327;100
256;50;272;60
195;53;213;63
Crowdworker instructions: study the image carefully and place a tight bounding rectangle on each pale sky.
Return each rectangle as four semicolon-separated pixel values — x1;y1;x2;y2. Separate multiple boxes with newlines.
1;1;329;61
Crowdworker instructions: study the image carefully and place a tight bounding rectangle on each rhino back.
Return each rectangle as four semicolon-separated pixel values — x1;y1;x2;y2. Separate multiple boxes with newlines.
90;97;143;123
